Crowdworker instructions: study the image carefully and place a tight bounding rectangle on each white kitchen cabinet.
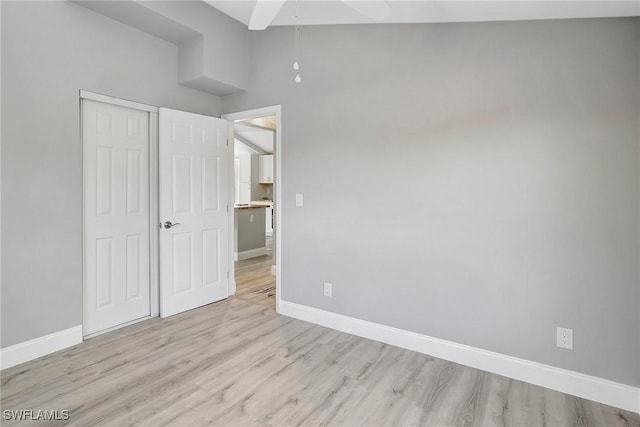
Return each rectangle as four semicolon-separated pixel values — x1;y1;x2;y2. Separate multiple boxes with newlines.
259;155;273;184
238;182;251;205
239;154;251;182
235;154;252;205
265;206;273;236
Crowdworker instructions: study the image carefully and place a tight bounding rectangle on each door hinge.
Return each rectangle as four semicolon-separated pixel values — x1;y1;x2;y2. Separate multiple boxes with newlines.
227;271;229;279
226;138;229;147
226;205;229;213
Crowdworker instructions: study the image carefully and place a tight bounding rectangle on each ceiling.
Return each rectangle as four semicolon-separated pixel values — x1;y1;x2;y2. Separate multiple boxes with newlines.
235;122;275;154
205;1;639;27
239;116;277;131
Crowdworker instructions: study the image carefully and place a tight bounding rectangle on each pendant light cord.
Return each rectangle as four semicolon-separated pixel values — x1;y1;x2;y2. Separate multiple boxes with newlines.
294;0;301;82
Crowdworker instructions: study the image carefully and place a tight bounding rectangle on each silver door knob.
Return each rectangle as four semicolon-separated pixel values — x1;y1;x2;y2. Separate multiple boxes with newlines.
163;221;181;229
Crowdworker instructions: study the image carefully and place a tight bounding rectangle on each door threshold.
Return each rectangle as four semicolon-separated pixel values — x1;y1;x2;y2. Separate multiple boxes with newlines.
83;315;155;339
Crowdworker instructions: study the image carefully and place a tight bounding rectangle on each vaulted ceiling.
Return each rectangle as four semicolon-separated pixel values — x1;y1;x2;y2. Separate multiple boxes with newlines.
75;0;639;97
206;0;640;28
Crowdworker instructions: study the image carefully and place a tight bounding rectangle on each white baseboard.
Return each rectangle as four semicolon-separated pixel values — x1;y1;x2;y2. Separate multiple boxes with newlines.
271;265;277;276
234;247;267;261
0;326;83;370
279;301;640;414
83;316;152;339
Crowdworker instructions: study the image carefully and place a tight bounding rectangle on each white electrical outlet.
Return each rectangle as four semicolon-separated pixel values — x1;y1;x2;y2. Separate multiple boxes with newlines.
323;282;332;297
295;193;304;207
557;327;573;350
250;214;254;222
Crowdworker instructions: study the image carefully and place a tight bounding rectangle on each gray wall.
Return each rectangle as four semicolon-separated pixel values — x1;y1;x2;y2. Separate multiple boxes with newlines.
145;0;250;94
223;18;640;386
1;1;221;347
235;208;266;253
75;1;250;95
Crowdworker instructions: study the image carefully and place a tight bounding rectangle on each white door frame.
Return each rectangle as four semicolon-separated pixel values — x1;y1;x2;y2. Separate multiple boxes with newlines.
222;106;282;313
80;90;160;338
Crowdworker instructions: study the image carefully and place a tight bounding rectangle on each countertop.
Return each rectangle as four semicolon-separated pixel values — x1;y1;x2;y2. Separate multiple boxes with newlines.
234;202;273;210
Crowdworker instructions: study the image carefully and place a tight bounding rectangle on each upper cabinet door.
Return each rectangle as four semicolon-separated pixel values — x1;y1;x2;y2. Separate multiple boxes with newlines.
259;154;274;184
238;154;251;183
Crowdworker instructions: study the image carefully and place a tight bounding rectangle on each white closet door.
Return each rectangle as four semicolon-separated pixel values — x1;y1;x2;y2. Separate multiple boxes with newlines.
83;99;151;336
159;108;229;318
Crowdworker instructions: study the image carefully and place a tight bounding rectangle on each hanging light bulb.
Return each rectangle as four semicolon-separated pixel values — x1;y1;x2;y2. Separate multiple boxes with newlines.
293;0;302;84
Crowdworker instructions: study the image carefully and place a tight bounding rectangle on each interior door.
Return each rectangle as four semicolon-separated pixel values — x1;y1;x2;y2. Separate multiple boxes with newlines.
159;108;229;318
83;99;151;335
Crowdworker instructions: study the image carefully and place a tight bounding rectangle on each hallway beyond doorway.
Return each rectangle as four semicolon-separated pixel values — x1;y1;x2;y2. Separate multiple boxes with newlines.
232;255;275;310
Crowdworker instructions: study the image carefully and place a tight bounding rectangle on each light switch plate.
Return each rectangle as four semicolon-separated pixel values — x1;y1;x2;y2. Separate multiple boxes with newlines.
295;193;303;207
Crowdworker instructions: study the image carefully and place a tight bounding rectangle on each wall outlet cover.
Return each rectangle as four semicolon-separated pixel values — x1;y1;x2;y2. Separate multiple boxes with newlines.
556;327;573;350
323;282;332;298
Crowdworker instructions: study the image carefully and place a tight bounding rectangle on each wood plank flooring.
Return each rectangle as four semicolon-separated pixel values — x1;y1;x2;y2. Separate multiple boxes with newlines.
2;297;638;426
233;254;276;310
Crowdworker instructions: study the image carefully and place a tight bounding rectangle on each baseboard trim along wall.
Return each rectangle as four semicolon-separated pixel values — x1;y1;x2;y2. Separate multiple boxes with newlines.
0;326;83;370
234;247;267;261
279;300;640;414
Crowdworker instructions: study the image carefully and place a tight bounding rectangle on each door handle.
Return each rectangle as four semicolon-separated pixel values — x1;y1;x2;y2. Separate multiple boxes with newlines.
162;221;182;229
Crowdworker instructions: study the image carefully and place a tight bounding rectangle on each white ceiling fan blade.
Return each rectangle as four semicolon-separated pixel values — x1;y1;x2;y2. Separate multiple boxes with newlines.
342;0;392;22
248;0;287;30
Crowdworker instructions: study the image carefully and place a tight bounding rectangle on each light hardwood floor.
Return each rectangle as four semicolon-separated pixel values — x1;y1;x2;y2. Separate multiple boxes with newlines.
2;299;639;425
233;254;276;309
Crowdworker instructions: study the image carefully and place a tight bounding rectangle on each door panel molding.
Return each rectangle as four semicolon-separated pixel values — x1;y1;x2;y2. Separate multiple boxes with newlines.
82;98;153;336
159;108;229;318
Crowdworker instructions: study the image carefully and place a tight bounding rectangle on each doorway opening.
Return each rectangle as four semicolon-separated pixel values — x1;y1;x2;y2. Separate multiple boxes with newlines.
223;106;282;313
